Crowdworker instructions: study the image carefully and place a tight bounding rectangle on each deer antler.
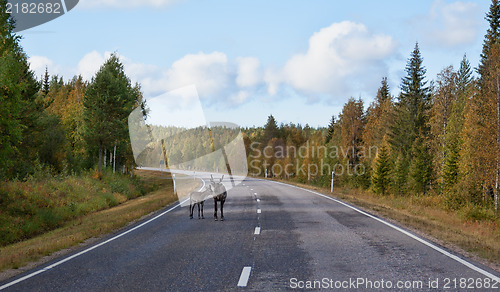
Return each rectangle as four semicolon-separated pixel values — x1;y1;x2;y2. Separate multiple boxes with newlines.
220;175;224;182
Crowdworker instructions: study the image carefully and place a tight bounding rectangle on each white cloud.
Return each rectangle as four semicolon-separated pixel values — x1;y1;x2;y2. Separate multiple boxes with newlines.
28;56;53;79
79;0;179;9
236;57;261;87
229;90;251;105
423;0;481;47
35;20;398;108
163;51;231;99
77;50;112;80
277;21;397;100
28;56;74;80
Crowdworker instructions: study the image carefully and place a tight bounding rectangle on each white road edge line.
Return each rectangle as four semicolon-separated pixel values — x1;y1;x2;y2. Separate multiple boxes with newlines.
269;180;500;283
237;266;252;287
0;175;205;291
254;227;261;235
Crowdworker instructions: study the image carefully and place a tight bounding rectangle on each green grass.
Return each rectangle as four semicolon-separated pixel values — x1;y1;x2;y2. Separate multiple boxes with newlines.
0;169;189;274
0;169;152;247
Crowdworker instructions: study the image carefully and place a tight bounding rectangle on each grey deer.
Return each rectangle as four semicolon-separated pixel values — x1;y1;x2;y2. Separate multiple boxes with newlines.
189;185;212;219
210;175;227;221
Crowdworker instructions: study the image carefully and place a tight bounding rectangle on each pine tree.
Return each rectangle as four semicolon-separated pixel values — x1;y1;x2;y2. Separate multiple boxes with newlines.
478;0;500;80
325;115;336;144
399;42;431;142
372;144;391;195
264;114;279;143
389;43;431;194
42;67;50;97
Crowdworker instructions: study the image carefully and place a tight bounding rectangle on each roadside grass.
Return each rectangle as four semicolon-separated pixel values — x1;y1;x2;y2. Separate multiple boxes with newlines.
0;169;180;274
0;169;150;247
269;179;500;270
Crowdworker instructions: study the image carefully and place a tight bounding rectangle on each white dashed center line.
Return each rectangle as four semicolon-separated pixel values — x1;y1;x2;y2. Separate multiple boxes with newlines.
237;267;252;287
254;227;261;235
257;209;261;214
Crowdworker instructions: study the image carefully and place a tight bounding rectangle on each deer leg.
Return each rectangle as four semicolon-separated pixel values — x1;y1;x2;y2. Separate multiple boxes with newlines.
214;198;218;221
220;200;224;221
201;201;204;219
189;203;193;219
197;203;201;219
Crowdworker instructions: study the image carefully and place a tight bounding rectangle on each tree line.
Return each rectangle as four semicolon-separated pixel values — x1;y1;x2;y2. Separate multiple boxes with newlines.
3;0;500;214
245;0;500;213
0;1;144;180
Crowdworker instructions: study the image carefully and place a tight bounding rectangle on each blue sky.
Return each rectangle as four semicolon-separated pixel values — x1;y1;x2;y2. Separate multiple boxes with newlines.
18;0;491;127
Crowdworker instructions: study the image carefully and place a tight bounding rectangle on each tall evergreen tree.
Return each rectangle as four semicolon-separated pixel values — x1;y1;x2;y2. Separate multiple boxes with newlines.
264;114;279;143
389;43;431;194
478;0;500;80
391;43;431;157
325;115;336;144
42;67;50;97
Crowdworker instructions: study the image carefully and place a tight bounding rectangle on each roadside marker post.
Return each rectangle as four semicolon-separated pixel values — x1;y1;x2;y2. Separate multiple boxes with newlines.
173;174;176;195
331;171;335;193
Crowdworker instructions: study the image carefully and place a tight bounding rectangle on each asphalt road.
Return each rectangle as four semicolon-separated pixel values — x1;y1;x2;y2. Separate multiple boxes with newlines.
1;175;499;291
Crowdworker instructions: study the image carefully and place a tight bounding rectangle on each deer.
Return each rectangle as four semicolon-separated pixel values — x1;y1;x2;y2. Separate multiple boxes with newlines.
189;185;212;219
210;175;227;221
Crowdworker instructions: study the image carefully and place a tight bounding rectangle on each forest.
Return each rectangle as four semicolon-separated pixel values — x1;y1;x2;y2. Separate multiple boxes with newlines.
242;2;500;217
2;0;500;219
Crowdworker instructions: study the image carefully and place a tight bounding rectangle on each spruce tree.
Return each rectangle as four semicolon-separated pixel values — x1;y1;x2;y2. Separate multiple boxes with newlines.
325;115;336;144
399;42;431;140
372;144;391;195
376;77;391;103
264;114;279;142
42;67;50;97
478;0;500;80
389;43;431;194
